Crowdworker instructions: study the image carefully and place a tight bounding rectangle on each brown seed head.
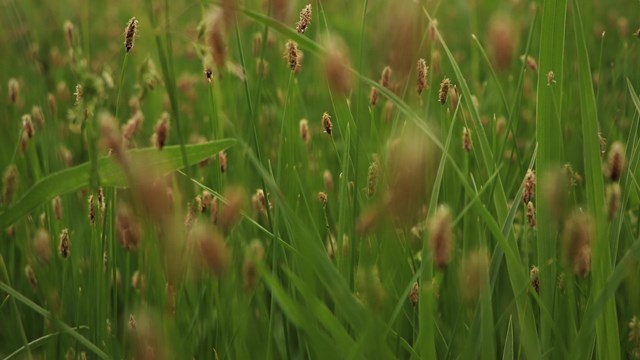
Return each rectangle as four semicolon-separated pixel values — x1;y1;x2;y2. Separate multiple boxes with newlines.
64;21;74;48
243;239;265;291
530;265;540;294
526;201;536;228
205;9;227;70
190;221;230;277
523;169;536;204
34;229;52;263
459;249;489;304
607;141;626;181
22;114;34;139
47;93;57;115
296;4;312;34
428;205;453;270
562;212;592;278
409;282;419;307
462;127;472;152
99;113;126;163
116;204;140;251
252;32;263;57
219;151;227;173
488;15;516;71
380;66;392;88
416;59;428;96
8;78;19;104
32;106;45;129
124;17;138;53
438;78;451;105
221;186;245;231
322;35;352;94
284;40;301;72
322;112;332;135
606;183;621;222
24;265;38;289
88;195;96;225
317;192;328;208
58;228;71;258
74;84;82;105
52;196;63;220
152;112;170;150
521;55;538;72
547;71;556;86
323;170;334;192
366;155;380;198
2;165;18;206
369;87;379;106
299;119;310;144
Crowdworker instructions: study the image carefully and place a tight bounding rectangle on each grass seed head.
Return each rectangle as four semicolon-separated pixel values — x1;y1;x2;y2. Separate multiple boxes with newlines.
32;106;45;129
428;205;453;270
409;282;419;307
416;59;428;96
24;265;38;290
438;78;451;105
562;211;592;278
526;201;536;228
252;32;263;57
190;221;230;277
317;192;328;208
522;169;536;204
607;141;626;181
547;70;556;86
34;229;52;263
52;196;63;220
22;114;34;138
488;15;516;71
205;8;227;70
58;228;71;258
296;4;312;34
64;21;74;48
88;195;96;225
284;40;301;72
530;265;540;294
47;93;57;115
100;112;126;164
116;204;140;251
124;17;138;53
366;155;380;198
2;165;18;206
152;112;170;150
606;183;621;222
323;170;334;192
462;127;472;152
369;87;379;106
380;66;392;88
8;78;19;104
322;35;353;94
459;249;489;304
219;151;227;173
322;112;332;135
221;186;245;231
299;119;310;144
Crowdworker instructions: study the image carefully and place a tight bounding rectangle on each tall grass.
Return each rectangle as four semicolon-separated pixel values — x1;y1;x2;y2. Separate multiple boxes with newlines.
1;0;640;358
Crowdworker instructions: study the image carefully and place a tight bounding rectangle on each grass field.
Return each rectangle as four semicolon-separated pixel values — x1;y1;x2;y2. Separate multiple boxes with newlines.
1;0;640;358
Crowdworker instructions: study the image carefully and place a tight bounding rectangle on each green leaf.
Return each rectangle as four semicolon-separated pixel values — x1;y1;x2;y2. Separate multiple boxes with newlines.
0;139;236;230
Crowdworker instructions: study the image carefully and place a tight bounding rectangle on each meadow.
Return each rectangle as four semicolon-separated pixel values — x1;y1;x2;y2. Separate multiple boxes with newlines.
1;0;640;358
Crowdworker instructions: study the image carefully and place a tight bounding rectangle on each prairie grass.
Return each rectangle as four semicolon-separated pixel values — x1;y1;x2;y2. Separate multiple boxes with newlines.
1;0;640;358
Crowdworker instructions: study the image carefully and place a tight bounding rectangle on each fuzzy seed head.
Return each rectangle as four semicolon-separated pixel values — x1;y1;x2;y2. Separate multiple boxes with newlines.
317;192;328;208
607;141;626;181
380;66;392;88
221;186;245;231
190;222;230;276
2;165;18;206
296;4;312;34
530;265;540;294
606;183;621;222
24;265;38;289
547;70;556;86
366;155;380;198
22;114;34;139
598;132;606;158
521;55;538;72
99;113;125;163
523;169;536;204
152;112;170;150
488;16;516;71
322;35;352;94
124;17;138;53
32;106;45;129
205;9;227;70
562;212;592;278
462;127;472;152
47;93;57;115
116;205;140;251
284;40;301;72
438;78;451;105
64;21;74;48
74;84;82;105
526;201;536;228
416;59;428;96
252;32;263;57
58;229;71;258
357;266;385;309
459;249;489;303
299;119;310;144
369;87;379;106
219;151;227;173
428;205;453;270
52;196;63;220
8;78;19;104
243;239;265;291
322;112;332;135
323;170;334;192
34;229;52;263
88;195;96;225
409;282;419;307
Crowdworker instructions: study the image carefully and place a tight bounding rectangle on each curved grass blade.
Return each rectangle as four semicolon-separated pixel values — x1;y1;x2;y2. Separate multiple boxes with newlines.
4;326;88;360
0;139;236;230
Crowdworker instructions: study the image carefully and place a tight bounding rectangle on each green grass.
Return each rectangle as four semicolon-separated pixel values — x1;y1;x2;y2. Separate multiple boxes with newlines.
1;0;640;358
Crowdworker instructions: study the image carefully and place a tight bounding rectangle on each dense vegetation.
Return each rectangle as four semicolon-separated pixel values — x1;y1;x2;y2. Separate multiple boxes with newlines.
1;0;640;358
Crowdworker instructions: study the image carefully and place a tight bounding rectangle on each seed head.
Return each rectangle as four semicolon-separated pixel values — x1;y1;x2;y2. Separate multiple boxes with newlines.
409;282;419;307
296;4;312;34
598;132;606;158
8;78;19;104
190;222;230;276
416;59;428;96
530;265;540;294
58;229;71;258
24;265;38;290
221;186;245;231
124;17;138;53
22;114;34;139
488;16;516;71
526;201;536;228
357;266;386;309
32;106;45;129
151;112;170;150
252;32;263;57
2;165;18;206
323;170;334;192
438;78;451;105
369;87;379;106
219;151;227;173
74;84;82;105
428;205;453;270
299;119;310;144
547;70;556;86
606;183;621;222
284;40;301;72
380;66;392;88
100;113;126;163
63;21;74;48
562;212;592;278
88;195;96;225
317;192;328;208
523;169;536;204
322;112;332;135
116;205;140;251
34;229;52;263
462;127;472;152
521;55;538;72
243;239;265;291
607;141;626;181
366;155;380;198
322;35;352;94
459;249;489;304
47;93;57;115
205;9;227;70
52;196;63;220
